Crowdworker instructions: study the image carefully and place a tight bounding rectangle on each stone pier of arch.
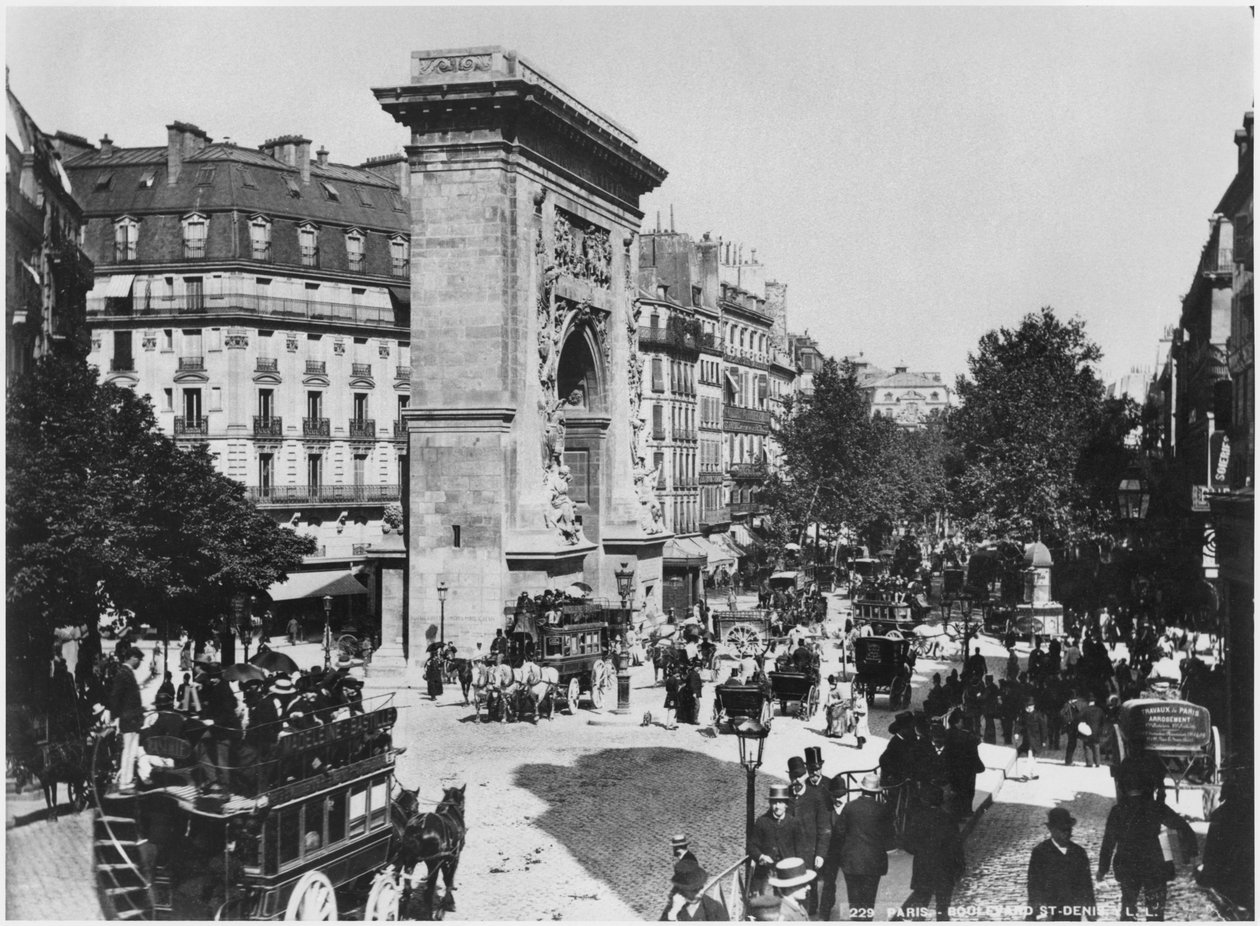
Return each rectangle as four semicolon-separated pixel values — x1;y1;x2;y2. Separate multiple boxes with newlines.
375;47;670;665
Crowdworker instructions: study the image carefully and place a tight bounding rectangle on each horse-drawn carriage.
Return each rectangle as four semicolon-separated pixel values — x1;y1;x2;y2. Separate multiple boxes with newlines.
852;636;913;708
1113;698;1222;819
713;610;772;657
768;670;821;720
851;596;917;635
711;684;774;732
91;694;466;921
535;620;616;714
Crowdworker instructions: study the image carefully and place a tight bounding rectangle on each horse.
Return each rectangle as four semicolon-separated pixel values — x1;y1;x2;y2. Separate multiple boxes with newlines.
392;784;467;919
648;640;680;684
489;662;516;724
27;741;91;822
447;659;475;705
510;660;559;721
468;661;498;723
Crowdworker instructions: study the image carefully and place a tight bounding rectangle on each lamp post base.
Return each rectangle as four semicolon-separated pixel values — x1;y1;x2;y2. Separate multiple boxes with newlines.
611;670;632;714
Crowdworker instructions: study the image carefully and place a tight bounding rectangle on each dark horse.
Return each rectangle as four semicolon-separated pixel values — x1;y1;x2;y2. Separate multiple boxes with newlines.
391;783;467;920
447;659;475;705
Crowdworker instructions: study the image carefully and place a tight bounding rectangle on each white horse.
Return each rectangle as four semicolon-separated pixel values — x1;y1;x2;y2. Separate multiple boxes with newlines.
469;661;497;724
516;661;560;718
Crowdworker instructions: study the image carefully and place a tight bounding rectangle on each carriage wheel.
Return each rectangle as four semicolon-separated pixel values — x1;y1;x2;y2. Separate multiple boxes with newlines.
1203;726;1223;820
591;667;605;710
284;870;337;921
806;685;820;719
365;869;400;921
726;626;759;657
567;677;581;715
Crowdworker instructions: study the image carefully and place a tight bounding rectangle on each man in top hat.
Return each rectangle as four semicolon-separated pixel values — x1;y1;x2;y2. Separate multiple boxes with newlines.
880;712;918;787
787;754;831;872
769;858;816;922
803;745;831;792
835;773;897;921
661;856;727;921
748;783;805;897
943;710;985;818
671;834;698;864
1027;806;1096;921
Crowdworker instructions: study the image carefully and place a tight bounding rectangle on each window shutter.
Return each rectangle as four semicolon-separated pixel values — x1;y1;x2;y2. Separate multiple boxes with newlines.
652;357;664;392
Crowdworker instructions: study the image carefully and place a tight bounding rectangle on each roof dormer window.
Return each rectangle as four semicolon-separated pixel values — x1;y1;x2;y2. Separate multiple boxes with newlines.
320;181;340;202
285;176;301;198
345;229;365;273
94;172;114;191
356;187;374;208
137;169;156;189
238;167;258;189
195;166;216;187
182;212;208;260
299;223;319;268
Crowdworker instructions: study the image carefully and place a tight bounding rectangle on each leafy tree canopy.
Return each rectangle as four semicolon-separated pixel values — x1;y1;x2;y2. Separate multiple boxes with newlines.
947;306;1138;548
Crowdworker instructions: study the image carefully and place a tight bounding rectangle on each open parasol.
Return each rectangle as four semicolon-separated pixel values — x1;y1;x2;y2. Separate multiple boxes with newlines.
223;662;267;683
248;649;300;675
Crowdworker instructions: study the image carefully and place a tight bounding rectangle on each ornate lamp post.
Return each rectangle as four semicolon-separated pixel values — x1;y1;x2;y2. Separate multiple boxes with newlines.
322;594;333;669
1117;470;1150;523
437;581;449;648
734;718;770;891
231;592;250;664
613;562;636;713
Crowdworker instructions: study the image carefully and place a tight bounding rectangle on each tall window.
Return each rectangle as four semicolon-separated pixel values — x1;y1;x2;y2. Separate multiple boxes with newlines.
345;230;365;272
184;277;204;312
353;392;368;422
258;388;274;421
249;216;271;261
390;237;410;277
114;217;139;262
307;454;322;487
651;357;664;392
397;394;409;422
182;213;207;259
307;391;323;419
112;331;133;371
258;453;274;497
353;454;367;486
183;388;202;425
299;224;319;268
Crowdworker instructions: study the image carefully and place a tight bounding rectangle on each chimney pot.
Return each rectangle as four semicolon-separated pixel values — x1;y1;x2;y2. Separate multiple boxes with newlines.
316;146;328;168
99;134;114;157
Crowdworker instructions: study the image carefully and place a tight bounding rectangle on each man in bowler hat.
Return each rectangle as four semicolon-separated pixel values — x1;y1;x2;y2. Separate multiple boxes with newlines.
661;857;727;921
1027;807;1096;921
835;773;897;921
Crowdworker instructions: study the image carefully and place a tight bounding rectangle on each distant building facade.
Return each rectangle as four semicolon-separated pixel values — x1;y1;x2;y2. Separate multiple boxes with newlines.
6;82;93;380
866;364;951;428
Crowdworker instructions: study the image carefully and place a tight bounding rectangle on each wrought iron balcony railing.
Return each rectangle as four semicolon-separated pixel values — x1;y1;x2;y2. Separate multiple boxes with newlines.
348;418;376;440
395;365;410;380
246;483;401;505
305;361;326;375
303;417;330;438
722;405;772;429
174;416;208;436
352;363;372;378
730;501;761;515
178;356;205;372
255;358;278;373
253;416;283;437
87;291;408;330
393;419;407;440
729;462;767;479
110;357;135;372
391;258;410;278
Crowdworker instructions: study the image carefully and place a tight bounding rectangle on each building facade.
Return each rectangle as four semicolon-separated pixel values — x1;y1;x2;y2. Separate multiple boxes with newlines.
61;122;413;642
866;365;951;428
6;82;93;380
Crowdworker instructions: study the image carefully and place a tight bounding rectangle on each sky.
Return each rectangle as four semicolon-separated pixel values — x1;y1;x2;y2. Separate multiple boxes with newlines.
6;4;1253;384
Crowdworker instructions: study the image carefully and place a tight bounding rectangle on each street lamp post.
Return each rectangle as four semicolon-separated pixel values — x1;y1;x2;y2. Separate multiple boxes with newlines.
437;581;448;648
322;595;333;669
231;592;249;665
613;562;636;714
734;717;770;899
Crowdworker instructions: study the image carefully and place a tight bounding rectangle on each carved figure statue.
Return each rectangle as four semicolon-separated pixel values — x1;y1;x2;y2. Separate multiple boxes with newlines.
635;460;665;535
543;463;581;545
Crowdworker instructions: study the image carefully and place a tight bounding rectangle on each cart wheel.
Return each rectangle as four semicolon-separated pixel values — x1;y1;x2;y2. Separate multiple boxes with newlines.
591;674;605;709
567;677;581;714
338;634;359;658
806;685;820;719
726;626;758;656
365;868;401;921
284;870;337;921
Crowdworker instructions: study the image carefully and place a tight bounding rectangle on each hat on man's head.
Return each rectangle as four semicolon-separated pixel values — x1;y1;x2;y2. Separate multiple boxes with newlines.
859;773;883;793
829;777;849;799
1046;807;1076;829
930;726;947;745
342;675;363;689
804;746;824;770
768;783;792;803
768;858;816;889
154;691;175;708
747;894;782;921
670;833;690;850
270;677;295;696
787;756;807;778
671;857;708;892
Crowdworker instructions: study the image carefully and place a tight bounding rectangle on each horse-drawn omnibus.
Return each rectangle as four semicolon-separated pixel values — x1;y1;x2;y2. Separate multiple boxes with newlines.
91;694;465;921
505;606;617;714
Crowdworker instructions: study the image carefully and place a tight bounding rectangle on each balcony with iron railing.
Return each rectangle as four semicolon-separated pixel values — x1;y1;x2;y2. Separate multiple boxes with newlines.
348;255;365;273
110;356;135;372
675;428;697;442
87;291;408;330
392;419;408;440
652;426;667;441
395;365;410;381
352;363;372;378
722;405;772;430
174;416;208;437
303;417;330;438
699;332;724;355
113;244;137;263
730;501;760;516
305;361;326;376
246;484;401;506
253;416;283;437
701;506;731;526
729;462;767;479
348;418;376;440
183;242;206;260
301;246;320;268
178;356;205;372
255;358;278;373
638;325;700;353
391;258;410;278
699;471;724;485
723;345;769;370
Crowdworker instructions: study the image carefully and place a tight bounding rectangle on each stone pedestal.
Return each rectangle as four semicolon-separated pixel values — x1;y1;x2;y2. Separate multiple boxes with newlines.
376;47;669;654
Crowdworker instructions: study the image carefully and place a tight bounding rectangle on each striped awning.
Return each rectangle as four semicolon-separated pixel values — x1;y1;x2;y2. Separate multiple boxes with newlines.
693;536;737;573
663;537;708;568
267;570;367;601
104;273;135;298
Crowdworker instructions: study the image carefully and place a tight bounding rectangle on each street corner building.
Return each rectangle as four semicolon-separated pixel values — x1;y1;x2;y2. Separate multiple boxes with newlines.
373;47;671;657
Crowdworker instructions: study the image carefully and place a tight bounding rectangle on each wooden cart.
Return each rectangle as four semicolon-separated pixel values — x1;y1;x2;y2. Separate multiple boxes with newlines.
1114;698;1222;819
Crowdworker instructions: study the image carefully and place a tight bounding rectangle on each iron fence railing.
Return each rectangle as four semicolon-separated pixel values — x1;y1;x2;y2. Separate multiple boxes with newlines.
246;484;400;505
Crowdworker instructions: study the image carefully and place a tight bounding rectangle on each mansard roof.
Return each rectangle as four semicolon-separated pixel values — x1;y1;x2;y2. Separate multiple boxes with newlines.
868;370;947;391
63;142;408;234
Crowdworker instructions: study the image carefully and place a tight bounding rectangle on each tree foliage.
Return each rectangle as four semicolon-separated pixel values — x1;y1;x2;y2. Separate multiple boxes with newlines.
7;355;315;697
946;307;1138;548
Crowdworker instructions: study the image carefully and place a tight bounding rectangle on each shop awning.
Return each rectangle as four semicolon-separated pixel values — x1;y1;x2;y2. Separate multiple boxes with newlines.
387;286;410;305
663;537;708;568
731;523;766;551
105;273;136;298
714;532;746;558
693;536;737;573
268;570;367;601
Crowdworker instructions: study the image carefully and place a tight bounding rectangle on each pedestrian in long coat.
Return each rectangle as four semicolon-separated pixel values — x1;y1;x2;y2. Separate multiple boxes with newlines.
661;857;728;921
895;784;965;921
1015;697;1047;781
110;647;145;791
879;712;917;786
1027;807;1096;921
943;713;985;817
834;774;897;921
817;778;850;921
1098;787;1198;921
748;784;805;896
425;643;444;699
